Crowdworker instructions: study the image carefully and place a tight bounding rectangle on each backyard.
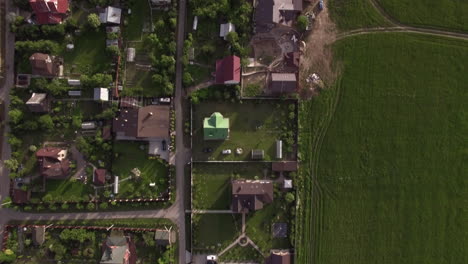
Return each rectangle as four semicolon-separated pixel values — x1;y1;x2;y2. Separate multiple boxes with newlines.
192;163;269;210
192;213;242;252
295;33;468;263
192;100;297;161
112;141;170;199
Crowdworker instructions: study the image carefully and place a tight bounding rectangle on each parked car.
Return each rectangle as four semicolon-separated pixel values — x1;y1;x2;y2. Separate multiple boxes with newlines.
222;149;232;155
159;97;171;104
202;147;213;153
207;255;217;264
162;140;167;151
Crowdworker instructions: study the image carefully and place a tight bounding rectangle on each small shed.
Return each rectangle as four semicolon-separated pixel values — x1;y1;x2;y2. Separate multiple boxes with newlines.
251;149;265;160
81;122;97;130
127;48;136;62
68;90;82;96
276;140;283;159
94;88;109;101
155;230;176;246
67;79;81;86
33;226;46;246
66;44;74;51
219;22;236;40
100;6;122;24
94;169;106;186
106;39;119;47
26;93;50;113
272;223;288;238
284;179;293;189
113;176;119;194
193;16;198;30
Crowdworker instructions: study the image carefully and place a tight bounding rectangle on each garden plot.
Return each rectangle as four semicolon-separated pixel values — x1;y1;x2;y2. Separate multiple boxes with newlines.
192;100;297;161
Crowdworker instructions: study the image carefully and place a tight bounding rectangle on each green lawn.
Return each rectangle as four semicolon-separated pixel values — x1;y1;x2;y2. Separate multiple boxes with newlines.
192;214;241;251
329;0;391;31
186;64;213;86
35;179;93;202
377;0;468;32
125;0;151;41
192;100;296;161
246;197;292;254
295;33;468;263
112;142;169;199
61;28;112;76
192;163;268;210
218;244;264;262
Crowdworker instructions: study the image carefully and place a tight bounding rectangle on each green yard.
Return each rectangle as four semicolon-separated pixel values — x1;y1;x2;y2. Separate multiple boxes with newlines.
124;0;151;41
192;100;296;161
192;163;268;210
377;0;468;32
329;0;391;31
61;28;112;76
218;244;264;262
246;197;292;254
112;142;169;199
32;179;93;203
296;33;468;263
192;214;241;251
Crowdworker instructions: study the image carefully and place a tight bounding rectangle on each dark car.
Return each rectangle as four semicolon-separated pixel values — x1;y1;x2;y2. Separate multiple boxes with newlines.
202;147;213;153
162;140;167;151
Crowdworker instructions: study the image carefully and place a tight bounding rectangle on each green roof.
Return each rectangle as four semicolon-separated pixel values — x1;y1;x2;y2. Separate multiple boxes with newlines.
203;112;229;140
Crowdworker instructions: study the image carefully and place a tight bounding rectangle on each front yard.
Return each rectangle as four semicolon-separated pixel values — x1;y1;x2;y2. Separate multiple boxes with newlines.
192;213;242;252
192;100;297;161
112;142;170;199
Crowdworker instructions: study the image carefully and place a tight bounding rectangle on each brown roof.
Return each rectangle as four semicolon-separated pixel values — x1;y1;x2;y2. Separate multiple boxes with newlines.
113;105;170;139
232;180;274;213
255;0;302;30
26;93;50;113
12;189;31;204
36;147;70;178
272;161;298;172
36;147;62;159
285;52;300;68
102;125;112;140
29;53;58;77
270;73;297;94
265;251;292;264
137;105;170;138
94;169;106;185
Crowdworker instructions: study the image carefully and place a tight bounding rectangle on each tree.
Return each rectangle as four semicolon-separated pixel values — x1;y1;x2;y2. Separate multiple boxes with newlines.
99;202;108;209
41;194;54;204
41;24;65;38
22;120;38;131
106;45;120;57
8;109;23;124
60;229;94;243
182;72;194;87
285;192;295;203
38;115;54;130
8;136;22;148
142;232;155;246
15;40;59;54
29;145;37;152
44;79;68;96
226;31;239;43
4;159;19;171
72;114;82;129
87;202;95;210
0;249;16;263
80;73;112;88
296;15;308;32
87;13;101;30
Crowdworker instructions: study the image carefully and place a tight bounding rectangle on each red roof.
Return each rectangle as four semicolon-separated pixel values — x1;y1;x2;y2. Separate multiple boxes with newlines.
36;147;61;159
94;169;106;185
12;189;31;204
215;56;241;84
30;0;68;24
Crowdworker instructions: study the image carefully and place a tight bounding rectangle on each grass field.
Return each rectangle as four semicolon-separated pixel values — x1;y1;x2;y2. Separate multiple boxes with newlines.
61;28;112;75
377;0;468;32
31;179;93;202
192;163;268;210
125;0;151;41
218;245;264;262
329;0;391;31
192;214;241;251
192;100;295;161
295;33;468;263
112;142;169;199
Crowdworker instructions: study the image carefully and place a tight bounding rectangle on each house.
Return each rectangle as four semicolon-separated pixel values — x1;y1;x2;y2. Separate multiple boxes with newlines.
94;169;107;186
231;180;274;213
100;234;134;264
154;230;177;246
255;0;302;31
215;55;241;85
100;6;122;24
272;223;287;238
219;22;236;40
29;53;61;77
265;250;292;264
203;112;229;140
270;73;297;94
32;226;46;246
113;105;170;140
272;161;298;172
251;149;265;160
29;0;69;25
26;93;50;113
94;88;110;101
12;189;31;204
36;147;71;179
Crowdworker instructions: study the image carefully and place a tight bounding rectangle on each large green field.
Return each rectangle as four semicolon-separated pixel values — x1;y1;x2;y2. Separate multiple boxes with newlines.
329;0;390;31
377;0;468;32
296;33;468;263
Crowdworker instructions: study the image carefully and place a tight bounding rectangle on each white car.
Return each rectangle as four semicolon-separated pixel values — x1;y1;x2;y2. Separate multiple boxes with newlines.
222;149;232;155
207;255;218;261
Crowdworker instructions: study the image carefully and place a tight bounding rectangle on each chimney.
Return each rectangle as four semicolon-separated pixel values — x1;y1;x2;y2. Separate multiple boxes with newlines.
124;119;127;122
148;112;153;116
